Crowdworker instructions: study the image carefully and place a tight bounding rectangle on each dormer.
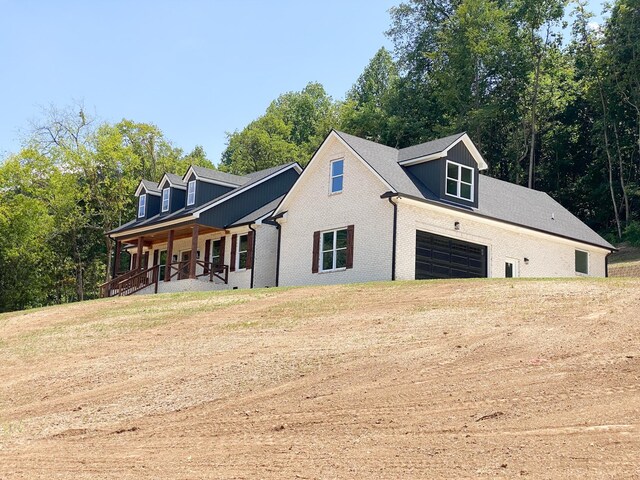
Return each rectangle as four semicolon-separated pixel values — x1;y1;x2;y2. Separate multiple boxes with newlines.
134;179;161;220
398;133;487;209
182;165;248;208
157;173;186;215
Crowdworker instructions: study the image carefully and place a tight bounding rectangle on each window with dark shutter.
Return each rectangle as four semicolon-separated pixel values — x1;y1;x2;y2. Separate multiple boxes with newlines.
312;231;320;273
230;234;237;272
246;231;255;269
218;236;226;267
152;249;159;266
203;239;211;274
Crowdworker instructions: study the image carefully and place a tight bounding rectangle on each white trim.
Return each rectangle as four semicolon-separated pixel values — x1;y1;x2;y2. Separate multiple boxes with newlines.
319;228;348;272
273;131;395;216
159;174;186;190
398;133;489;170
134;181;161;197
445;160;474;202
195;163;302;218
161;187;170;212
398;196;612;253
111;216;195;239
187;180;196;206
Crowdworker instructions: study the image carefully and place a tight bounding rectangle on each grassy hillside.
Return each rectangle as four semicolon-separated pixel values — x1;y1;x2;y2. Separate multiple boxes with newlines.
609;243;640;277
1;279;639;479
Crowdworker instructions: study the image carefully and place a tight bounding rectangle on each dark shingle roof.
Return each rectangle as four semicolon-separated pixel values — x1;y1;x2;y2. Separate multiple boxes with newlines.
228;195;285;227
141;179;160;193
397;132;466;163
191;165;248;186
335;131;613;250
164;173;186;187
109;163;298;235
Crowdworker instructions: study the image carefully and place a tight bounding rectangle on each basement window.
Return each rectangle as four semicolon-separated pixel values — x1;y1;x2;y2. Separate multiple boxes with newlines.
575;250;588;275
446;161;474;201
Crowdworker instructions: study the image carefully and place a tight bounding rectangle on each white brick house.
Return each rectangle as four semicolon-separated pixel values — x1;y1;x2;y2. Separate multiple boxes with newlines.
273;130;614;286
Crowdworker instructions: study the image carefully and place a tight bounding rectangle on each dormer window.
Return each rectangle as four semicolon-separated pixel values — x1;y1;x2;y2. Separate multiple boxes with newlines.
446;161;474;201
330;159;344;194
187;180;196;206
161;187;170;212
138;194;146;218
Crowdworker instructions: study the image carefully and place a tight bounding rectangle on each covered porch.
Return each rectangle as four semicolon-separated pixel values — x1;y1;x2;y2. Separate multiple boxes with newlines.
101;221;230;297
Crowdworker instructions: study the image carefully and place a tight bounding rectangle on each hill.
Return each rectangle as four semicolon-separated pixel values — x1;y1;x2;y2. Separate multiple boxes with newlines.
609;243;640;277
1;279;639;479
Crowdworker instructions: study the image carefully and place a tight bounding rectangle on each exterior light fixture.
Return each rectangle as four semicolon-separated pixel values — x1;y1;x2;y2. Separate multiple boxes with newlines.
524;257;529;264
454;221;460;230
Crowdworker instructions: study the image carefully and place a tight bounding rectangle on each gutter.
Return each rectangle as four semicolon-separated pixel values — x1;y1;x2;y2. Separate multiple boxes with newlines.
248;224;257;289
381;191;398;281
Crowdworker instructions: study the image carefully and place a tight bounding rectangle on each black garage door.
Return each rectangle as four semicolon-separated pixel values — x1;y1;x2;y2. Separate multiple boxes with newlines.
415;230;487;279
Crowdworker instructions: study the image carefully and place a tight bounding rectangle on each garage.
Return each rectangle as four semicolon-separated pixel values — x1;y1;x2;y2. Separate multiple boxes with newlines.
415;230;487;279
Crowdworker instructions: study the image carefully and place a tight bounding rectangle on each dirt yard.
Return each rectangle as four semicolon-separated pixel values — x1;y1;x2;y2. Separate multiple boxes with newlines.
1;278;639;479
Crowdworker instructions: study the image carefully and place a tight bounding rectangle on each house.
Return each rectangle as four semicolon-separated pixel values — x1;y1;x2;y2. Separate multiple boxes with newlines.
101;163;301;297
272;130;615;286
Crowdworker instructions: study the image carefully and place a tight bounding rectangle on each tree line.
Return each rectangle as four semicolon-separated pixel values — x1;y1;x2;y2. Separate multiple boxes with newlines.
1;0;638;312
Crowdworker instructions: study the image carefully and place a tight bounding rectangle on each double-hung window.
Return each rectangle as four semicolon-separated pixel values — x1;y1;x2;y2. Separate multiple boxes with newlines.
161;187;170;212
187;180;196;206
211;239;221;266
330;159;344;194
237;234;248;270
138;194;146;218
446;161;474;201
321;228;347;271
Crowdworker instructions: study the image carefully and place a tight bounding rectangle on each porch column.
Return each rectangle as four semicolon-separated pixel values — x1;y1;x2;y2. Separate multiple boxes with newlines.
113;240;122;278
165;229;174;282
189;224;199;279
136;237;144;269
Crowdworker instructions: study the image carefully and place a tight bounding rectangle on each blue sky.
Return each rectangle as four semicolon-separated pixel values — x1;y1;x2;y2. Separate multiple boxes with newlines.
0;0;606;165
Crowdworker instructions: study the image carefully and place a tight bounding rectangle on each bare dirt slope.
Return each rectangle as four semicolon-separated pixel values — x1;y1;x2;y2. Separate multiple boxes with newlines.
1;279;639;479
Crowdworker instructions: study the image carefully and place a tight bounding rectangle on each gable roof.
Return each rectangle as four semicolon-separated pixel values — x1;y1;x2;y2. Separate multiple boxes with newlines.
109;163;301;237
159;173;186;189
186;165;249;187
278;130;613;251
134;179;161;197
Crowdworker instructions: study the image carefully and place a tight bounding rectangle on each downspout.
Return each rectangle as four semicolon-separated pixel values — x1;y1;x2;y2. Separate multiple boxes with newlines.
605;251;612;278
275;224;281;287
381;192;398;281
249;224;257;289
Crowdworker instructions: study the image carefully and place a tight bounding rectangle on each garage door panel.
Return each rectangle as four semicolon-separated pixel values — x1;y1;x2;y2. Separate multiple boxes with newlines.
415;230;487;279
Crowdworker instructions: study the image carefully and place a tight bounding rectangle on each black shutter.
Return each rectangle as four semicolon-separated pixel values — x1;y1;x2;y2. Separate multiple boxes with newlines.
218;236;226;267
312;231;320;273
246;231;255;269
346;225;355;269
230;234;237;272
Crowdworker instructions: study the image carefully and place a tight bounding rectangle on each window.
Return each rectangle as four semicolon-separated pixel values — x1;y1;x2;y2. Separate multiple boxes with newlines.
187;180;196;206
330;159;344;194
161;187;170;212
505;258;519;278
321;228;348;271
211;239;221;266
237;234;248;269
446;161;474;201
575;250;588;274
138;194;146;218
159;250;167;281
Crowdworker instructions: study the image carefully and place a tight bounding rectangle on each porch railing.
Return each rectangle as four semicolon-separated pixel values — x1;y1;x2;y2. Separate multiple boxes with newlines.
118;264;160;296
164;260;229;284
99;268;140;298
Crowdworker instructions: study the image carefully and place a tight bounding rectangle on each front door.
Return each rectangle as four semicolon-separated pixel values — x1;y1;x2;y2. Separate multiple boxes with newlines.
179;251;191;279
